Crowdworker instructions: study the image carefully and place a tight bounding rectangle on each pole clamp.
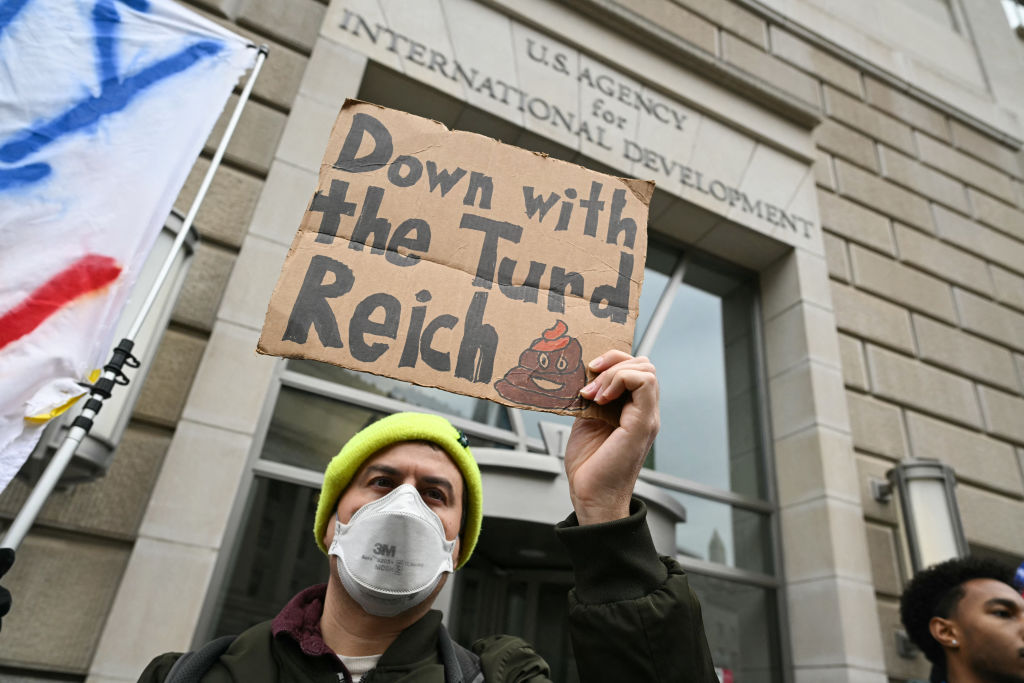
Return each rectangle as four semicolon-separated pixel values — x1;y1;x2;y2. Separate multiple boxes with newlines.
72;415;94;431
103;338;139;387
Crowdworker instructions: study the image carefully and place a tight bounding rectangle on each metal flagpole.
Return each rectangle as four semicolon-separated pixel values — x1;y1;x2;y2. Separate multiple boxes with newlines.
1;45;270;552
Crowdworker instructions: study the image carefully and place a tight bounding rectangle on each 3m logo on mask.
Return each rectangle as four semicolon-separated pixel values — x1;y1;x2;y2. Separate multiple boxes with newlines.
374;543;397;557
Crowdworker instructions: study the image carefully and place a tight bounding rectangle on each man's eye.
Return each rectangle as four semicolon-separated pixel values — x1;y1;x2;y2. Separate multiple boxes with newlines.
423;489;446;503
371;477;394;488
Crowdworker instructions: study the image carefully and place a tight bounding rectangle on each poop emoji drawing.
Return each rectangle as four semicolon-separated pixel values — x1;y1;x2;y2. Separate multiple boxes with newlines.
494;320;588;411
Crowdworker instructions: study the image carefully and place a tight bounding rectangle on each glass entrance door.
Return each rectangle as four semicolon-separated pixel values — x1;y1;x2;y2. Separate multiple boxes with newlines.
452;565;578;683
448;514;578;681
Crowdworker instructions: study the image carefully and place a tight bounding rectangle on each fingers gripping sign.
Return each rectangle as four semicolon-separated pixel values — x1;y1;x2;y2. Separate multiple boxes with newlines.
564;351;659;525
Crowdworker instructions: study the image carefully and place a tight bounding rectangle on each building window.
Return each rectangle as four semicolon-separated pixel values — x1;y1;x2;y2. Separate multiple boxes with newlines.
627;242;784;681
204;240;784;681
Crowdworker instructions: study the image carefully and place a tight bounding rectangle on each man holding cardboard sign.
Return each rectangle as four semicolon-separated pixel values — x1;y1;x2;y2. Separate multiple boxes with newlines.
140;102;717;681
140;350;718;682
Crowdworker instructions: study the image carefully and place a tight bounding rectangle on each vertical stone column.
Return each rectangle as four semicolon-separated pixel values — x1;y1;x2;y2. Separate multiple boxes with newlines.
762;247;888;683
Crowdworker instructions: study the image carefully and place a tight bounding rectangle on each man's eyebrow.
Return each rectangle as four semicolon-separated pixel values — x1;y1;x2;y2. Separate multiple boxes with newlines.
983;598;1020;610
363;464;400;478
422;475;455;498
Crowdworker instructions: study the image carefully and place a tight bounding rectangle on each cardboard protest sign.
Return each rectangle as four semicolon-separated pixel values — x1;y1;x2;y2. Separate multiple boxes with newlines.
258;100;652;422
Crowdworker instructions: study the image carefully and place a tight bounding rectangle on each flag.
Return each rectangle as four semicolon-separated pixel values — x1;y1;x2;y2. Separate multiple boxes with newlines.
0;0;255;492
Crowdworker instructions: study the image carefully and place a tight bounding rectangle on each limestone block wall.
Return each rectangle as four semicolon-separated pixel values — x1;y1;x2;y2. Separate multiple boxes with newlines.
596;1;1024;680
0;0;325;677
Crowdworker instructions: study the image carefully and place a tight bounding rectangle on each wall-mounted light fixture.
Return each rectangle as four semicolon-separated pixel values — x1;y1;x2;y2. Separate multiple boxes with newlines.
872;458;969;575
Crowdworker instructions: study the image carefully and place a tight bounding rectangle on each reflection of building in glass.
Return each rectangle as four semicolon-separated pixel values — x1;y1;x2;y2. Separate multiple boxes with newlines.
695;573;779;682
3;1;1024;682
709;529;727;565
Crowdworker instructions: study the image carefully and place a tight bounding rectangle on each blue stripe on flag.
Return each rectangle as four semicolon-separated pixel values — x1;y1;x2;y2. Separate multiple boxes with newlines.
93;0;122;86
0;38;225;165
92;1;153;85
0;163;51;190
0;0;31;35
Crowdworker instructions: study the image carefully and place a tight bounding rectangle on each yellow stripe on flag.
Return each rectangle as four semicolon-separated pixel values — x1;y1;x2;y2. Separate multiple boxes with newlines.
25;369;101;423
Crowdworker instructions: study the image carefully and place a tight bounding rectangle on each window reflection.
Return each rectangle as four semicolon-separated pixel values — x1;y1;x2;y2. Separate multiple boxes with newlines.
646;283;729;492
214;477;326;636
263;388;385;471
688;573;782;683
632;248;674;350
455;566;578;683
671;491;773;574
517;409;575;446
641;267;764;499
286;359;512;430
264;388;509;471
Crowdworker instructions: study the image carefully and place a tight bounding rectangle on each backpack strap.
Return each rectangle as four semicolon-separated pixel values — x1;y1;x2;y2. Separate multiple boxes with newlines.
164;634;237;683
438;624;484;683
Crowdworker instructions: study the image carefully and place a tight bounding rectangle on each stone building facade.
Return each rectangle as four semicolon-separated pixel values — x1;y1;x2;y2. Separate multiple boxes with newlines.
1;0;1023;681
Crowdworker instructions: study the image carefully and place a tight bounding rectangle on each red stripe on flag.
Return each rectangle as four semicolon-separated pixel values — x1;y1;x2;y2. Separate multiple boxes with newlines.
0;254;122;351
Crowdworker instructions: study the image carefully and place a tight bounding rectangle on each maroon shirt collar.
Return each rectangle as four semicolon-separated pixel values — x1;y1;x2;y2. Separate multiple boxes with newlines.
271;583;336;657
269;583;443;671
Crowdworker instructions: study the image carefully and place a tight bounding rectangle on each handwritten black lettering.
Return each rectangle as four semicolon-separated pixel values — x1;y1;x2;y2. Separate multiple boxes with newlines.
455;291;497;383
580;181;604;238
463;171;493;209
497;258;546;303
548;267;583;314
590;251;633;325
335;113;392;172
522;186;560;221
349;293;400;361
606;188;636;249
387;155;422;187
426;161;466;197
310;179;357;245
460;213;522;287
282;255;354;347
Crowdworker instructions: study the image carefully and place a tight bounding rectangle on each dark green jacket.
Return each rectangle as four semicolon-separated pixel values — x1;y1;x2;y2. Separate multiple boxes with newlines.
139;500;717;682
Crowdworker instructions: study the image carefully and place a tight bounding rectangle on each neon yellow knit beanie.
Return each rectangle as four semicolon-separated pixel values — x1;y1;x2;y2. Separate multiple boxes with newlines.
313;412;483;569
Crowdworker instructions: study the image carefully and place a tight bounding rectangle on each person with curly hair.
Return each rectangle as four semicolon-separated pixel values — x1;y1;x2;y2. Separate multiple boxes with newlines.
900;556;1024;683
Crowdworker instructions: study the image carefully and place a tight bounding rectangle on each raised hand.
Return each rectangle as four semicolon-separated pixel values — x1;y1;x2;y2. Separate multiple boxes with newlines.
564;351;659;525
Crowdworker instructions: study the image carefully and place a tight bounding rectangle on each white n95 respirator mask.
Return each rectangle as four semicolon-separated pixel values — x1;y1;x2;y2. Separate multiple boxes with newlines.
328;484;457;617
